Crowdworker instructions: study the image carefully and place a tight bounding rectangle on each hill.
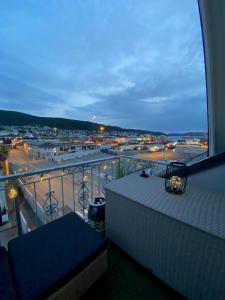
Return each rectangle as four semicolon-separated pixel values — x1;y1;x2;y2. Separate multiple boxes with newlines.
169;132;207;137
0;110;164;135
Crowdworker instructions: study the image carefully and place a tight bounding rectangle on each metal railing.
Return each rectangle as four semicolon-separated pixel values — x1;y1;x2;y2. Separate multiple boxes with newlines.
184;150;208;165
0;155;168;239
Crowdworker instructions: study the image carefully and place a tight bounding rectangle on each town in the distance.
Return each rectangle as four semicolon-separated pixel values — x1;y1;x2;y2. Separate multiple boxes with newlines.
0;123;208;175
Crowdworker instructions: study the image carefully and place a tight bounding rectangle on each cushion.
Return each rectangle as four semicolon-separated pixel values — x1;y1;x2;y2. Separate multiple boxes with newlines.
0;247;17;300
8;213;106;300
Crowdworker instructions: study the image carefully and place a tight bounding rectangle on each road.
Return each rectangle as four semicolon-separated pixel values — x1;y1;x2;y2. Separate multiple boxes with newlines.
136;145;207;162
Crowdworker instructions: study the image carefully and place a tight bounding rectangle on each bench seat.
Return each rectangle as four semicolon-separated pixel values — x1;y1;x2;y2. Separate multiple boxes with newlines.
0;247;17;300
8;213;106;300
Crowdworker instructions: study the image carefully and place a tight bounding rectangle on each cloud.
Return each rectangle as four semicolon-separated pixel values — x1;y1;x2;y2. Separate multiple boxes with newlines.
93;80;136;97
0;0;207;132
140;97;174;104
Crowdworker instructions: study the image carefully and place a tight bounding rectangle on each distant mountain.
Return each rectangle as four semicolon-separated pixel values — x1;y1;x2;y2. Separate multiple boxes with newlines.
169;132;207;137
0;110;164;135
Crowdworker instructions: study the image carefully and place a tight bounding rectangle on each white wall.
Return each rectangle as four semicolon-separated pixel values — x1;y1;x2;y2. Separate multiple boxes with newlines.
199;0;225;155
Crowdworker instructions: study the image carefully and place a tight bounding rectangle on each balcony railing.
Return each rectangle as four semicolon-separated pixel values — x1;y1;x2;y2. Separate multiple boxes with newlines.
0;155;167;239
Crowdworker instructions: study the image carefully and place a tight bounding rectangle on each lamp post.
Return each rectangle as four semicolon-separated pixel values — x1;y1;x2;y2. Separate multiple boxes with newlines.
100;126;105;136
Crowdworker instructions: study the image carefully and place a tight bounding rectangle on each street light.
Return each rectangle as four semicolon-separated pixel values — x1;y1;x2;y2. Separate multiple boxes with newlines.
53;127;58;136
100;126;105;136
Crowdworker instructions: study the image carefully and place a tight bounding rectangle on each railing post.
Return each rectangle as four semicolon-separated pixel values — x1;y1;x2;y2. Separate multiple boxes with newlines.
61;173;65;216
48;179;53;222
33;181;37;213
91;167;93;201
82;166;85;219
98;165;101;196
111;161;114;180
14;195;23;236
78;165;89;220
119;157;121;177
72;172;76;213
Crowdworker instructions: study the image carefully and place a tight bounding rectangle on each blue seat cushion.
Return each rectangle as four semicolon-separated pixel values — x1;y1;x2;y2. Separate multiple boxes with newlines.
0;247;17;300
8;213;106;300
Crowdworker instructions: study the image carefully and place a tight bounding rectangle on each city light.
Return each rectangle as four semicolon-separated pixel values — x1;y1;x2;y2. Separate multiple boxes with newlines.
102;164;108;170
100;126;105;135
83;175;89;183
8;187;18;199
170;176;182;190
40;174;44;182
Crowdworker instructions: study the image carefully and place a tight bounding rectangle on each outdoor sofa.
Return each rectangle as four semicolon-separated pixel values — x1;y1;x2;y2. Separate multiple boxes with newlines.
0;212;107;300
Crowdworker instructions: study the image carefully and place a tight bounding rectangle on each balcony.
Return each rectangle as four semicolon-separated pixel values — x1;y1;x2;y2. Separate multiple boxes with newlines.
0;155;166;237
0;153;224;300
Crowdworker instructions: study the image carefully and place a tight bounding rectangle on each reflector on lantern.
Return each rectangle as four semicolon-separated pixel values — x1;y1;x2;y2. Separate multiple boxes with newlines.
165;162;188;194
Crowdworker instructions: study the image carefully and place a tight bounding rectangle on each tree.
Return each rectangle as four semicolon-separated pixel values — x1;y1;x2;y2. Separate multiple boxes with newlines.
0;144;10;156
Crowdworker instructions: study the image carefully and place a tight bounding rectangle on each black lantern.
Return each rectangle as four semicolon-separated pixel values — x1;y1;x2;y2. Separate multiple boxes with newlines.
165;162;188;194
88;197;105;232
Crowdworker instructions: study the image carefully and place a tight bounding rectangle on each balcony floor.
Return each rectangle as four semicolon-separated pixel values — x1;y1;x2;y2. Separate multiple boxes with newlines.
81;243;186;300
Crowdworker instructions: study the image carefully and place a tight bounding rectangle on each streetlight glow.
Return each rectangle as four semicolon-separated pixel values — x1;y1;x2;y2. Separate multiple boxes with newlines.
100;126;105;135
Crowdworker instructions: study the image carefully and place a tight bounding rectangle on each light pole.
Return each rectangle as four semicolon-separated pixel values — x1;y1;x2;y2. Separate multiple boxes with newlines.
100;126;105;136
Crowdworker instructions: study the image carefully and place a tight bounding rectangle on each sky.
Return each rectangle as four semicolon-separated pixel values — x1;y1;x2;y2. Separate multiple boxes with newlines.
0;0;207;132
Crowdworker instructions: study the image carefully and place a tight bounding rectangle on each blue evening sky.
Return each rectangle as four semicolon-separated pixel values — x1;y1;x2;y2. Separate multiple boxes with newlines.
0;0;207;132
